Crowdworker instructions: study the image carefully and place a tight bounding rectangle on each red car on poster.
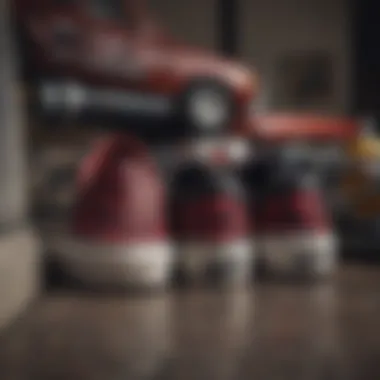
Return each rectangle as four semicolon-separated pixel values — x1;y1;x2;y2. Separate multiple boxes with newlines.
13;0;258;140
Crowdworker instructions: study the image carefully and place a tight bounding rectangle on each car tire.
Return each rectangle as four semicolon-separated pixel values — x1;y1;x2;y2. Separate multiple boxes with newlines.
178;80;234;138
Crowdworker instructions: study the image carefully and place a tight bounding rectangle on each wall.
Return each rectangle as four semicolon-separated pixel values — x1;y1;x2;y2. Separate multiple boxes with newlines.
150;0;218;50
153;0;352;114
241;0;351;113
0;0;39;331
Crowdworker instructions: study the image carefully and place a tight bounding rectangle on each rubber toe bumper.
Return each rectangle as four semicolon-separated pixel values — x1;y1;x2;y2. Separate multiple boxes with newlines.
49;234;174;290
259;232;338;279
177;239;254;286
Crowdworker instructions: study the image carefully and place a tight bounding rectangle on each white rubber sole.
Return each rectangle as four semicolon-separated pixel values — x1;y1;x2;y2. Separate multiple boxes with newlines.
176;239;254;285
48;234;174;289
258;232;338;278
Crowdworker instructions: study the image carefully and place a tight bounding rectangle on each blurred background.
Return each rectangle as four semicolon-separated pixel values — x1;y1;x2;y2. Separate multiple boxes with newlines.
19;0;379;260
1;0;380;379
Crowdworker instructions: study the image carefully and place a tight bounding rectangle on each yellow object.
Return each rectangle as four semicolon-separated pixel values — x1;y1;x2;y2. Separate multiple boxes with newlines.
348;138;380;158
342;136;380;219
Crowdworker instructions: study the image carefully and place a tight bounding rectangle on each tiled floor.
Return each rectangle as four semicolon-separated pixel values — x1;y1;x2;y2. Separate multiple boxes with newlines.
1;265;380;380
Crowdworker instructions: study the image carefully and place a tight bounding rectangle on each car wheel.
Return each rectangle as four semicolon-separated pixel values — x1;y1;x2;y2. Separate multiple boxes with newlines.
179;80;234;137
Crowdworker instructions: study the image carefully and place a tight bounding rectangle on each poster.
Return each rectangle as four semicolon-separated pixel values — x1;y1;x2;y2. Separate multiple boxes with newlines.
274;52;334;111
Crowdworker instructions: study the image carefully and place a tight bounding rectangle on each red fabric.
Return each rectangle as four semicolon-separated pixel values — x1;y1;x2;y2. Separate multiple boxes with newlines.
173;195;248;242
72;135;167;243
256;190;331;234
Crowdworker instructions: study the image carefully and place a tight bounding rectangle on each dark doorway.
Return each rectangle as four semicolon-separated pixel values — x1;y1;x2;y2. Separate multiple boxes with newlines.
217;0;239;57
352;0;380;117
